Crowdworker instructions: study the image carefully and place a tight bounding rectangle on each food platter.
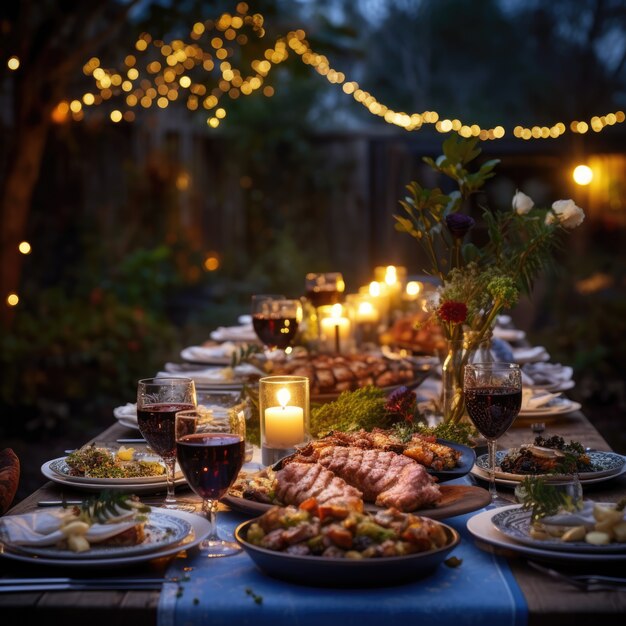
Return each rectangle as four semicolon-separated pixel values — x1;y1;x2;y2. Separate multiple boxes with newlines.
466;505;626;563
41;459;188;494
472;450;625;484
0;507;210;568
224;483;490;520
235;517;460;586
490;506;626;554
0;510;192;560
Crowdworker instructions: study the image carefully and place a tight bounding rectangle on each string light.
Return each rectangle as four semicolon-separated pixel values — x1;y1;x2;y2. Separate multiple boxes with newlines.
9;4;626;140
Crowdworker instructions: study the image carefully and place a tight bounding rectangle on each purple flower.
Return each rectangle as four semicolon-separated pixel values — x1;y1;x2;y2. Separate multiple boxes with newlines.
385;386;417;423
445;213;475;238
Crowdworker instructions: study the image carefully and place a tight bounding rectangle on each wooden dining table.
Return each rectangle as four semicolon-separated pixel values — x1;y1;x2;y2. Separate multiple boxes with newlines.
1;405;625;626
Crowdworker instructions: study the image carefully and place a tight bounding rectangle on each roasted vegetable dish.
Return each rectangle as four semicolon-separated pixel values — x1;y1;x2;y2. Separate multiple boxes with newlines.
244;499;450;558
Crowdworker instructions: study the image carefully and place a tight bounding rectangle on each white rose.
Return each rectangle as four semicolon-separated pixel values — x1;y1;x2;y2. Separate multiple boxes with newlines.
545;199;585;229
512;190;534;215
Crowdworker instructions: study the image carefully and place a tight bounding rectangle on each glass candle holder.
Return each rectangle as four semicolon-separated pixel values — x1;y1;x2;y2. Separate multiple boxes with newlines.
259;375;310;466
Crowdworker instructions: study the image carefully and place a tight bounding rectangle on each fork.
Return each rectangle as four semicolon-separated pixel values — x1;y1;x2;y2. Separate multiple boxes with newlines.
527;561;626;591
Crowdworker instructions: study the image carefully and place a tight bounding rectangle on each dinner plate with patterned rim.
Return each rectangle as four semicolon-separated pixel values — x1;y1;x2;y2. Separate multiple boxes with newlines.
235;517;460;586
0;507;210;568
0;510;192;560
490;506;626;554
48;457;175;485
41;460;188;493
466;505;626;563
474;450;625;482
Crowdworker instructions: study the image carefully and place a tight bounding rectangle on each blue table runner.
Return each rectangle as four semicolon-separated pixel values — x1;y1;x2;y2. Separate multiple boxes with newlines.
158;482;527;626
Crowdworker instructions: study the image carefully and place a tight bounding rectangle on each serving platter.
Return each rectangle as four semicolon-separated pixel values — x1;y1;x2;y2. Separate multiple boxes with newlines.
490;506;626;554
467;505;626;564
224;483;490;520
0;507;210;568
474;450;625;482
235;517;460;586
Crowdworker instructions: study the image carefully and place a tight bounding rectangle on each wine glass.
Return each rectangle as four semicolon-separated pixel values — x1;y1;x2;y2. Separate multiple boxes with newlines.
304;272;345;308
251;294;302;352
463;362;522;508
136;377;197;510
175;408;246;557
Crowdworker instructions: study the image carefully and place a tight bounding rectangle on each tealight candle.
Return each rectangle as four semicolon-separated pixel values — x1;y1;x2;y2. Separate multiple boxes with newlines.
259;375;310;466
264;388;304;447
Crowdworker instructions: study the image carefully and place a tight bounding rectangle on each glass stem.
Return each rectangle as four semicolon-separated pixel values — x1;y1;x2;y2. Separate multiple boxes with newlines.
487;439;498;502
163;457;177;506
203;498;219;540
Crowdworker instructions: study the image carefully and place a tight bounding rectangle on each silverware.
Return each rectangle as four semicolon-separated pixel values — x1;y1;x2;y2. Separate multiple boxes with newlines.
0;576;176;593
528;561;626;591
37;498;162;507
116;438;146;444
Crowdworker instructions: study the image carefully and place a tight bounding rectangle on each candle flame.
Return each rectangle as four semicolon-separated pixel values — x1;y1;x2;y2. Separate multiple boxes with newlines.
358;301;374;316
330;303;343;318
369;281;380;297
277;387;291;408
385;265;397;286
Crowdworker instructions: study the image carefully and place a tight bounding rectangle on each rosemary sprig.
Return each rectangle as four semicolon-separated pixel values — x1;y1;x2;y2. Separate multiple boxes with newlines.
517;476;580;521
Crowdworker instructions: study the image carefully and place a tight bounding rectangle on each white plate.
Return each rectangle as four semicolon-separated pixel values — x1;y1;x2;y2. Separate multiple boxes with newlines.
493;328;526;342
47;456;182;485
0;507;210;568
470;453;626;488
526;379;575;393
467;505;626;563
491;506;626;554
2;510;192;560
41;460;188;494
518;399;581;417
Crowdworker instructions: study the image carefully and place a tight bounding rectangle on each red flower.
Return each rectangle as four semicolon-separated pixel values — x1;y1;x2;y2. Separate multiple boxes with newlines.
438;301;467;324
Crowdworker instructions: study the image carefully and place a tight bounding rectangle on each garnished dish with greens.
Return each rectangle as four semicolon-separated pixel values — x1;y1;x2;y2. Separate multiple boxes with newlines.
498;436;593;475
64;443;166;479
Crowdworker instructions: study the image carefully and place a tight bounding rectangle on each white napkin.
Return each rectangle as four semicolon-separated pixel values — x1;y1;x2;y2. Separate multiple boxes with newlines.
541;501;624;529
512;346;550;364
493;327;526;342
182;341;241;361
521;389;562;410
210;325;257;343
113;402;137;422
523;362;574;386
0;509;139;547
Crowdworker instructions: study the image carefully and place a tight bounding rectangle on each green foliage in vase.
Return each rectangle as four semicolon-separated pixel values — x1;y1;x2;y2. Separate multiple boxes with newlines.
517;476;581;521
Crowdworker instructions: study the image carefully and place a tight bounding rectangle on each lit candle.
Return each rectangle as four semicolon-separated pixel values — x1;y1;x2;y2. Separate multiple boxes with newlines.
356;299;379;323
319;303;351;352
264;387;304;448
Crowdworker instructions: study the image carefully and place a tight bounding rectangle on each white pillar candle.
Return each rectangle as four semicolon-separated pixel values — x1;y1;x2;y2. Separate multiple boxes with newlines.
264;388;304;447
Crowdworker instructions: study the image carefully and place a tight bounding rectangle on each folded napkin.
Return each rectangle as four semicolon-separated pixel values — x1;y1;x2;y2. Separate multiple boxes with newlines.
0;508;138;547
521;389;562;410
541;501;624;529
182;342;241;361
210;325;257;343
522;362;574;386
512;346;550;364
113;402;137;421
493;327;527;343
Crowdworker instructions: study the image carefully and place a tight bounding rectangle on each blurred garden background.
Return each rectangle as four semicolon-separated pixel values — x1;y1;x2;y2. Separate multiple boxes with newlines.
1;0;625;502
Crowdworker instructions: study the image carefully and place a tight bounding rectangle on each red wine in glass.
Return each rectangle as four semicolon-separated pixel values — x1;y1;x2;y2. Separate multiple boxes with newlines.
252;315;299;350
137;402;196;458
176;433;245;500
464;386;522;439
305;289;341;308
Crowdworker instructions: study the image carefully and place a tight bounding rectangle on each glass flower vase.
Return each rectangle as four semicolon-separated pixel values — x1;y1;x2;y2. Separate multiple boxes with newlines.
440;339;466;424
464;328;494;365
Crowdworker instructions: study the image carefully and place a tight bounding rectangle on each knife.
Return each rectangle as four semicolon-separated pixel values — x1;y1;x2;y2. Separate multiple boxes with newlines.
0;582;166;593
0;577;171;585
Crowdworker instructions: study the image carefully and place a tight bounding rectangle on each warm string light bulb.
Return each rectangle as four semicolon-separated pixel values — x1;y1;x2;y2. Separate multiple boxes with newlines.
54;4;626;141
